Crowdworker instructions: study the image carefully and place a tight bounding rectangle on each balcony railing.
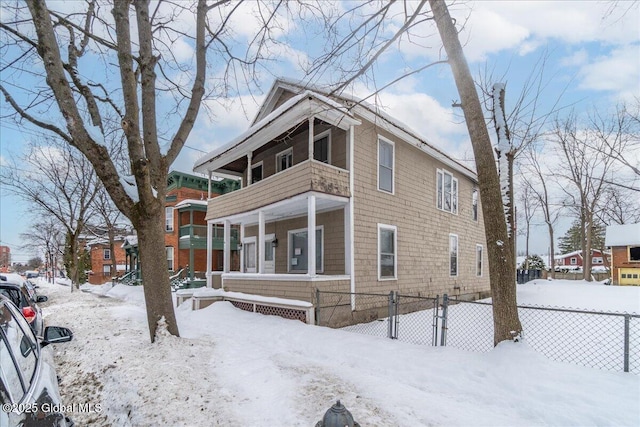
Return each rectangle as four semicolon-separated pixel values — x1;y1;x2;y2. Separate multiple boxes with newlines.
206;159;350;220
179;225;239;250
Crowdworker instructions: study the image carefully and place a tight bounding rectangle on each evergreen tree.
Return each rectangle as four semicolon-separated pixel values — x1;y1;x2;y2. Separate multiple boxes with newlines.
557;219;606;254
519;255;546;270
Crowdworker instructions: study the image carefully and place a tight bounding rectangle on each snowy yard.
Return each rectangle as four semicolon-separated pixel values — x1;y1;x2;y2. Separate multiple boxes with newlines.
37;278;639;426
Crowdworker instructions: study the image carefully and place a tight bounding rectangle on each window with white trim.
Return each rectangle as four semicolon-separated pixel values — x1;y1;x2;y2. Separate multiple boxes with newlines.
103;248;111;260
288;227;323;272
378;224;397;280
276;148;293;172
378;137;394;193
166;246;174;271
314;131;331;163
476;244;483;277
243;238;256;273
103;264;112;275
165;207;174;232
449;234;458;276
472;188;478;221
437;169;458;214
570;257;577;265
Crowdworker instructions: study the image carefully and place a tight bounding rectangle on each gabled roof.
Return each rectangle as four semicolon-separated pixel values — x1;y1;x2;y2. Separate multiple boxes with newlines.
254;78;478;181
193;89;360;175
605;223;640;247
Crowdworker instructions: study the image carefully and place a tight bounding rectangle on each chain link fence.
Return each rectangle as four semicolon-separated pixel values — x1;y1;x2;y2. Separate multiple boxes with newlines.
316;289;640;374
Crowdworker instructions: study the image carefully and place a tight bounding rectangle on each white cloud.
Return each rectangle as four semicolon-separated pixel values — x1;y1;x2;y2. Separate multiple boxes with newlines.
578;44;640;102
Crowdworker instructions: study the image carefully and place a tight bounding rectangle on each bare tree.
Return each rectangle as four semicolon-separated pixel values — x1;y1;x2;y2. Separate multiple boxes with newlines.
20;218;65;283
1;138;99;288
429;0;522;344
522;143;563;279
553;112;621;281
517;182;538;268
0;0;351;341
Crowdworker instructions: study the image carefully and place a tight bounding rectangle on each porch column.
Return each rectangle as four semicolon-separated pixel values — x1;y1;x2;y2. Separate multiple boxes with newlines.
348;124;356;309
223;220;231;273
308;194;316;276
206;221;213;288
258;210;265;274
344;204;351;276
207;170;212;199
308;116;315;160
240;223;245;273
247;152;253;187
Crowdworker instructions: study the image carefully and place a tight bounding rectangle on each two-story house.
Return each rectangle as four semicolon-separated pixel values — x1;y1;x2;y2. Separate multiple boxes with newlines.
193;79;490;325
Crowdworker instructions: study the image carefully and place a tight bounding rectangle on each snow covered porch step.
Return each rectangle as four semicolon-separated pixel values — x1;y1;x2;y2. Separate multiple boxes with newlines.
190;288;315;324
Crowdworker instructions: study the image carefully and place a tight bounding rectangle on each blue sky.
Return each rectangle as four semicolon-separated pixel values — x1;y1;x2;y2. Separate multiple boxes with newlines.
1;1;639;262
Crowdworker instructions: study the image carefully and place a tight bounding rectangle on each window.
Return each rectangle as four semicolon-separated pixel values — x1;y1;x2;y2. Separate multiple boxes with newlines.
472;188;478;221
570;257;577;265
449;234;458;276
243;239;256;273
276;148;293;172
314;132;330;163
630;246;640;262
251;162;263;184
288;227;323;273
165;207;174;232
437;169;458;214
103;264;111;275
476;245;483;277
378;224;397;280
166;246;174;271
378;137;394;193
592;257;603;264
0;302;38;400
103;248;111;260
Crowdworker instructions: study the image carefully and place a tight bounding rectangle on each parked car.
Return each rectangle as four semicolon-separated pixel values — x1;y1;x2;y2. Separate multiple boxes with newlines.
25;270;40;279
0;274;48;337
0;295;74;427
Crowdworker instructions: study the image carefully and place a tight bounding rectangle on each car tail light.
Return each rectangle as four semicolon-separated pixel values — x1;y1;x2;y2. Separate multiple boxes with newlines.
22;307;36;323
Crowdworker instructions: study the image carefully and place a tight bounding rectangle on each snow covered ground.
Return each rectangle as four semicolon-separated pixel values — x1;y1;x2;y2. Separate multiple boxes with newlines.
36;278;639;426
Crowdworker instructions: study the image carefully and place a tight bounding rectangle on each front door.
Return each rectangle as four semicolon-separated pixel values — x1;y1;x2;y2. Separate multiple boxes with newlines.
264;234;275;274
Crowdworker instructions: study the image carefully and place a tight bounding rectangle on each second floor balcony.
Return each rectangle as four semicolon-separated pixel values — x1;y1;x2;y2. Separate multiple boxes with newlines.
179;224;239;250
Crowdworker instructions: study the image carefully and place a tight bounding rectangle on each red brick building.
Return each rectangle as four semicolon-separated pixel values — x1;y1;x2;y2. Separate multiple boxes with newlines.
87;236;127;284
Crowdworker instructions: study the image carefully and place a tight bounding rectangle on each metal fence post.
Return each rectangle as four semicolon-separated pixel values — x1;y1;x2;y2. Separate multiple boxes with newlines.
387;291;398;339
432;295;440;346
624;314;630;373
440;293;449;346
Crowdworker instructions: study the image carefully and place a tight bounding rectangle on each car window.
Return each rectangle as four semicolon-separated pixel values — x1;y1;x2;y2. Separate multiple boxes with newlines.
0;304;26;402
0;301;38;395
0;288;21;308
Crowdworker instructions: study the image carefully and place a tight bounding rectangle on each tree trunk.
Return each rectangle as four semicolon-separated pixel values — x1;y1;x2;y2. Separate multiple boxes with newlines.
584;213;593;281
547;224;555;279
131;199;179;341
429;0;522;345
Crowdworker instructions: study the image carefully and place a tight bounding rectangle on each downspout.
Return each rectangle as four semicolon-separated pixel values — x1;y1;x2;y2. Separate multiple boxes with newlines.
349;124;356;310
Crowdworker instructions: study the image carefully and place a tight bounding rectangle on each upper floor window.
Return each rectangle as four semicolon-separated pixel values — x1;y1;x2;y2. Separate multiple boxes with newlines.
476;244;483;277
449;234;458;276
276;148;293;172
437;169;458;214
314;132;331;163
165;207;174;232
378;137;394;193
472;188;478;221
630;246;640;261
378;224;397;280
251;162;263;184
103;249;111;260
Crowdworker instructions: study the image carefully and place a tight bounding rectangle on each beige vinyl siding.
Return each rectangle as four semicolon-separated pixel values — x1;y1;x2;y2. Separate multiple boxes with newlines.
244;209;345;275
352;120;490;297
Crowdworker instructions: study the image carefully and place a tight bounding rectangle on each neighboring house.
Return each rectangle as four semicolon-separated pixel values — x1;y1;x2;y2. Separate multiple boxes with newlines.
164;170;240;282
192;78;490;325
554;249;611;270
86;236;127;284
605;223;640;286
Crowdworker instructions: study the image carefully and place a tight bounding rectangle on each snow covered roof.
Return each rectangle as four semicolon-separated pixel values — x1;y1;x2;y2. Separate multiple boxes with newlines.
264;78;478;181
175;199;208;209
121;235;138;248
193;90;360;174
605;223;640;247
